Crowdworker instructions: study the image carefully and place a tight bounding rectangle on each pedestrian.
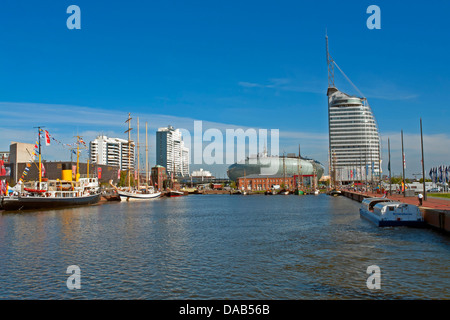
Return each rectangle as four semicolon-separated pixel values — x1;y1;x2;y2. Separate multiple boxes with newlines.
418;193;423;206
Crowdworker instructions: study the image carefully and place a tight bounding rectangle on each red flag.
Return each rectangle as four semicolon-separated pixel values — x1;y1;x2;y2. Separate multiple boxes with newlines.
0;160;5;176
45;130;51;146
117;169;121;179
41;163;46;177
97;167;102;179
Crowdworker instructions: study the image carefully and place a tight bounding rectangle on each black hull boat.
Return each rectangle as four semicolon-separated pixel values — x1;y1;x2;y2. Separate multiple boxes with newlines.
1;193;101;211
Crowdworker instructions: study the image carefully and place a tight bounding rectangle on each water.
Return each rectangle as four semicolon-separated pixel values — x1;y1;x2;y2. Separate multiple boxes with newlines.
0;194;449;299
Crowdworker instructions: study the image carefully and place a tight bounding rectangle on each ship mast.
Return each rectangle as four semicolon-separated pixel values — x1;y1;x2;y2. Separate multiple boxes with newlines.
33;126;45;189
125;113;133;190
137;117;140;190
145;121;149;190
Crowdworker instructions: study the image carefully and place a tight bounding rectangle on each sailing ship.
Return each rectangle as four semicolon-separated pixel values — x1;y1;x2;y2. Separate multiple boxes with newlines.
115;114;161;201
1;130;101;211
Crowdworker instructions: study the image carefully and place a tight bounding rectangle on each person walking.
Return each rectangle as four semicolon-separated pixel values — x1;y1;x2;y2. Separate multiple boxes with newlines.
418;193;423;206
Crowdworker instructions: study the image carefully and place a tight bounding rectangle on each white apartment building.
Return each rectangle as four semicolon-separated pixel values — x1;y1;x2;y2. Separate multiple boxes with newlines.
156;126;189;177
89;135;135;170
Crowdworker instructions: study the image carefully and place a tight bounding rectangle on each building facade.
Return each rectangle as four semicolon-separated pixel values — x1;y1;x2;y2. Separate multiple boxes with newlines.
236;174;317;191
156;126;189;177
151;165;167;191
327;87;381;184
89;135;135;171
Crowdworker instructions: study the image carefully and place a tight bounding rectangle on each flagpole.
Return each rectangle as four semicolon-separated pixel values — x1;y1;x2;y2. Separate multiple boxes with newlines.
33;126;45;189
420;118;427;201
401;129;406;197
388;137;391;196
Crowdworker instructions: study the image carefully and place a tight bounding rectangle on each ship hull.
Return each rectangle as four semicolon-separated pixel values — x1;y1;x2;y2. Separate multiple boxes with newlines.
1;193;101;211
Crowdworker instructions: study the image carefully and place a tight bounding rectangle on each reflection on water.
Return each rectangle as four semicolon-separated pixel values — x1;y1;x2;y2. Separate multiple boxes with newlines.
0;195;449;299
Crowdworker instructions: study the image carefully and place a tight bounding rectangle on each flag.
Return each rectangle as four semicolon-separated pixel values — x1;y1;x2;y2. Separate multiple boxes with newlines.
429;168;433;179
445;166;449;183
98;167;102;179
79;138;86;145
0;160;5;176
41;163;46;177
403;152;406;169
118;169;121;179
45;130;51;146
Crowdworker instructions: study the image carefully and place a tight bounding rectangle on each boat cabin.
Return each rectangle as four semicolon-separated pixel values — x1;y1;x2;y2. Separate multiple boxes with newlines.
361;197;393;212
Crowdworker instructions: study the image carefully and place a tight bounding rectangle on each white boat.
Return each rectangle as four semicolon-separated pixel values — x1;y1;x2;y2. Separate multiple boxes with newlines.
359;197;425;227
314;189;320;195
117;187;161;201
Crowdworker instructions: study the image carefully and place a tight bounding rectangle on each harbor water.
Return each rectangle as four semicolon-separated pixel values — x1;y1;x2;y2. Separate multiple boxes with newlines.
0;194;449;299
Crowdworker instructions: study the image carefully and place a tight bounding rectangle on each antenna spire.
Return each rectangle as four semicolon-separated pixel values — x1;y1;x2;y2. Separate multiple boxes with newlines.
326;32;335;88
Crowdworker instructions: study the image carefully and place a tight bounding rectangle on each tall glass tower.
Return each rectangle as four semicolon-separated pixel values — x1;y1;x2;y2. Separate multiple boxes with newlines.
326;35;381;185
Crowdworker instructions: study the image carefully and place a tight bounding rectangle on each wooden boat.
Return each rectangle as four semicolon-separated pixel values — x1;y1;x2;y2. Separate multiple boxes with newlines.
166;190;185;197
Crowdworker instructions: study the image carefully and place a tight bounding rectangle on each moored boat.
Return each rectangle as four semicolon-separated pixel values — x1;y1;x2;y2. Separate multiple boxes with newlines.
359;197;425;227
166;190;185;197
1;177;101;211
329;189;342;196
117;188;162;201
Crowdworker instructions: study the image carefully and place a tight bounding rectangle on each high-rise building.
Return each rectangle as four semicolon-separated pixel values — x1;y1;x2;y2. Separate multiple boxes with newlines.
156;126;189;177
89;135;135;170
326;35;381;184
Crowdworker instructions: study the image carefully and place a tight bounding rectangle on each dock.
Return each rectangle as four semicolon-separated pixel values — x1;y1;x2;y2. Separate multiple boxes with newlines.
340;190;450;233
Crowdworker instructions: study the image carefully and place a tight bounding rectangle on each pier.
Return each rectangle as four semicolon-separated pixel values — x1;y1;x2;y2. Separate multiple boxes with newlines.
340;190;450;233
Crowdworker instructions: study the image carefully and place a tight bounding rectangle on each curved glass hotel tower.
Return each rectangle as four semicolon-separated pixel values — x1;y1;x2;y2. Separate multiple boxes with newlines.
326;36;381;185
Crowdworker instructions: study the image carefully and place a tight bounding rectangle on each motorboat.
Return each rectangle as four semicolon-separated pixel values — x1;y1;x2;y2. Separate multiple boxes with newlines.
359;197;425;227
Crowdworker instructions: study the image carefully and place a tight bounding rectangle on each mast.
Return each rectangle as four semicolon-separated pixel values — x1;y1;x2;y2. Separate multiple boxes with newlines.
74;135;81;182
146;121;149;189
297;146;300;189
125;113;133;189
33;126;44;189
401;129;406;197
283;153;286;189
137;117;140;190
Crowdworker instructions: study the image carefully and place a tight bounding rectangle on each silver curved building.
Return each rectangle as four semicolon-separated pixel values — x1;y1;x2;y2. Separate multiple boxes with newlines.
227;155;324;182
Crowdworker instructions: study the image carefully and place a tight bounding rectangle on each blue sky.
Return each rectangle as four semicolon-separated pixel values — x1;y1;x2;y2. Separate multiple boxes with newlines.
1;0;449;178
